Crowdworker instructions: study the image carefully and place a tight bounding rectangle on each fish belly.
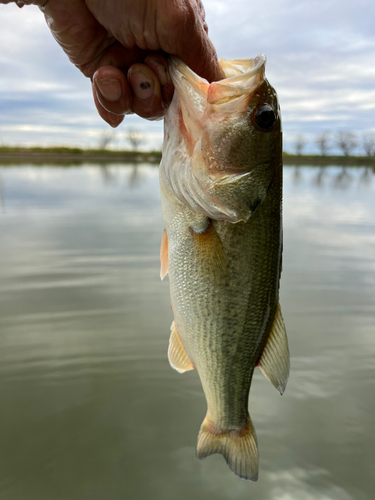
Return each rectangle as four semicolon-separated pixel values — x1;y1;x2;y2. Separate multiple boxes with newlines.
161;161;282;428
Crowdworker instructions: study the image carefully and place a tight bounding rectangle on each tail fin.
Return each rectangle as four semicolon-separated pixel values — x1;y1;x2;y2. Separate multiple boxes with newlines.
196;414;258;481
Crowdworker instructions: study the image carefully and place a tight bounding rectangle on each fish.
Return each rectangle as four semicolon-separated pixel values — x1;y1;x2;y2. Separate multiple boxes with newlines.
159;55;289;481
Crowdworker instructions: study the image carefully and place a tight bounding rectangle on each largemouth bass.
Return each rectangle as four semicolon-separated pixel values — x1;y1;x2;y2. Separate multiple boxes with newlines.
159;55;289;481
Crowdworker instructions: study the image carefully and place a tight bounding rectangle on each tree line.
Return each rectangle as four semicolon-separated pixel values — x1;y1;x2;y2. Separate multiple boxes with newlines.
97;127;145;151
294;131;375;157
99;127;375;157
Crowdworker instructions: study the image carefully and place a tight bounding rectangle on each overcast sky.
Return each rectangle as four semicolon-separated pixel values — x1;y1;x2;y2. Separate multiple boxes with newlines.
0;0;374;154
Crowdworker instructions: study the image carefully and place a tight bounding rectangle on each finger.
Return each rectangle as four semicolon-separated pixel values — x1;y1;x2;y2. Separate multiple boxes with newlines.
42;0;110;69
93;65;133;116
128;63;164;120
157;3;225;83
177;30;225;83
144;55;174;106
92;82;124;128
195;0;208;33
42;2;148;77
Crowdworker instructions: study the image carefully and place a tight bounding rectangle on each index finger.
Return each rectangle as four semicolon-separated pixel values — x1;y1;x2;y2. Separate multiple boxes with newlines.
158;1;225;83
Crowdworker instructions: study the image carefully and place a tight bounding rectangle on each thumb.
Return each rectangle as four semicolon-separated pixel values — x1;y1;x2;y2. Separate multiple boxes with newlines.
177;25;225;83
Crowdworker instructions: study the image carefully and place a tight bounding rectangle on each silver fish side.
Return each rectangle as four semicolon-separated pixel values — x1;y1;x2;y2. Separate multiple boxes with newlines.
159;56;289;481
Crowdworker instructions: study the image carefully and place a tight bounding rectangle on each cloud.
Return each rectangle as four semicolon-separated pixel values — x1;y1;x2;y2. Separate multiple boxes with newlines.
0;1;374;152
205;0;375;152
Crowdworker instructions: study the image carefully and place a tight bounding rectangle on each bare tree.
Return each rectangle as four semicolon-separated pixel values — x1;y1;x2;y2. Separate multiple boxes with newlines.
98;130;115;150
362;132;375;157
315;131;330;156
125;127;144;151
295;134;306;155
335;131;357;156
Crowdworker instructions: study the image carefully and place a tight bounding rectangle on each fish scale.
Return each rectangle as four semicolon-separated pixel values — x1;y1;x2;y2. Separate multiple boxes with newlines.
160;56;289;481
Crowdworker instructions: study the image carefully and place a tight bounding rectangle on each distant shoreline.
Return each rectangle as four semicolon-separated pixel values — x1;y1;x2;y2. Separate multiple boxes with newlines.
0;147;162;165
282;154;375;167
0;147;374;167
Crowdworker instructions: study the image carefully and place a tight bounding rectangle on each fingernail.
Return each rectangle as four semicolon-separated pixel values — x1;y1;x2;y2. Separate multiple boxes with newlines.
107;115;123;128
146;58;169;86
130;71;154;99
108;116;124;128
95;78;122;101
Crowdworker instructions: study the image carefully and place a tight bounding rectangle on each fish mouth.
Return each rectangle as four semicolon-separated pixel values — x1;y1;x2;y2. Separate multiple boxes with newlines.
207;55;267;106
168;55;266;113
167;54;267;162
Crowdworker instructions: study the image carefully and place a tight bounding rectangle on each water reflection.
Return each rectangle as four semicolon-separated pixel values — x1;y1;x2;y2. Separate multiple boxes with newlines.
0;164;374;500
292;165;303;184
289;164;375;190
359;167;373;187
97;163;144;188
333;167;353;190
312;166;325;187
99;163;116;185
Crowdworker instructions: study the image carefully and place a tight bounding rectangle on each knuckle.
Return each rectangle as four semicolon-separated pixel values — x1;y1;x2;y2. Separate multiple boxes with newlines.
163;1;194;31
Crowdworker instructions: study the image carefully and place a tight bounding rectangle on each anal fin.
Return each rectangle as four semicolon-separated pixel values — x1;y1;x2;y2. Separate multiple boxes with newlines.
257;302;290;395
160;229;168;280
168;321;195;373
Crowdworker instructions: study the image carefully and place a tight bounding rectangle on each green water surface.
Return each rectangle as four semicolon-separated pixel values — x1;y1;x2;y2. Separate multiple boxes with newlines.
0;164;374;500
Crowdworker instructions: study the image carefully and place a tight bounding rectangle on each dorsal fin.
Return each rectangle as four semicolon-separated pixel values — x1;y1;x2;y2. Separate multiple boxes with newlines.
160;229;168;280
257;302;289;395
168;321;195;373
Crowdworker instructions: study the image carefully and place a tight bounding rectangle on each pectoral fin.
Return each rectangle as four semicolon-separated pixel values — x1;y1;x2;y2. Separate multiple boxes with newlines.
168;321;195;373
257;302;289;395
160;229;168;280
190;220;227;280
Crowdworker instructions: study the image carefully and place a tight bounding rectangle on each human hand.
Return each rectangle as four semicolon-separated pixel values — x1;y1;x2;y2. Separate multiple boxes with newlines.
13;0;224;127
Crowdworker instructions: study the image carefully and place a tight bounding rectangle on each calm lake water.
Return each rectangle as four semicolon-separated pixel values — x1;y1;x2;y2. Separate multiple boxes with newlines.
0;163;374;500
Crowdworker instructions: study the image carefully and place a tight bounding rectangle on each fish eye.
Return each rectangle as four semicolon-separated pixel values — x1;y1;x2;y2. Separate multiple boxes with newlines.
254;104;276;130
